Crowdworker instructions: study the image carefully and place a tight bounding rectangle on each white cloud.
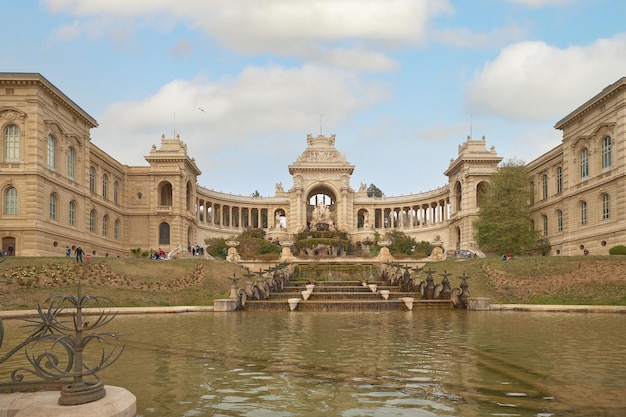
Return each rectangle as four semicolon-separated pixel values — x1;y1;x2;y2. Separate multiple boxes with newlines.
43;0;452;71
507;0;573;7
465;34;626;122
435;22;527;49
93;65;390;185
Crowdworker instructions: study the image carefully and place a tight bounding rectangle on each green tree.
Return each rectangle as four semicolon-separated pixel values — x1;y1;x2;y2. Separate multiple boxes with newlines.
385;230;417;255
367;184;384;197
474;159;540;255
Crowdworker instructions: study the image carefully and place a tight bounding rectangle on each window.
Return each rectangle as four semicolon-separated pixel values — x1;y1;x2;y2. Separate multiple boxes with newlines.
580;201;588;225
601;136;612;170
114;181;119;204
542;215;548;236
529;181;535;205
89;167;96;192
542;174;548;199
4;124;20;161
69;201;76;226
102;174;108;198
602;194;610;220
557;210;563;232
114;219;120;240
89;210;96;232
580;148;589;179
4;187;17;214
49;194;57;220
47;135;56;169
556;167;563;194
67;147;75;179
102;215;109;236
159;222;170;245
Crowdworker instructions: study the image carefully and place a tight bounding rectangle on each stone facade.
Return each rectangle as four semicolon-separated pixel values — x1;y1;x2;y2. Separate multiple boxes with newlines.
527;77;626;256
1;72;624;257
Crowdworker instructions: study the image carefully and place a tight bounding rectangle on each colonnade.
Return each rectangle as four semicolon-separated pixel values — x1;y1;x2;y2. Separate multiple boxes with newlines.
195;199;274;230
366;198;450;230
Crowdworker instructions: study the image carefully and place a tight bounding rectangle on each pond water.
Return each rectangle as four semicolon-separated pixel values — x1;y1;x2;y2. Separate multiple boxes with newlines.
2;310;626;416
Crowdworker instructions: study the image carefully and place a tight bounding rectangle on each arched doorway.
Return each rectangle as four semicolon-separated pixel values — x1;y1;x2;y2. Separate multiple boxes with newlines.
2;237;16;256
306;186;337;231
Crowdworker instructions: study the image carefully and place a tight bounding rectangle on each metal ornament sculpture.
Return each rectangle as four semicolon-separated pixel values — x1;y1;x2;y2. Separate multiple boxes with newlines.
0;283;125;406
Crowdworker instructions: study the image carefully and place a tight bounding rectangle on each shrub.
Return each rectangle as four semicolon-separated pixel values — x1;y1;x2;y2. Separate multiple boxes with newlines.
385;230;417;255
609;245;626;255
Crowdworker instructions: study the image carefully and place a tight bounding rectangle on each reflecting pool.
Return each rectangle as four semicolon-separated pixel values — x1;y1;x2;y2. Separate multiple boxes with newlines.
3;310;626;416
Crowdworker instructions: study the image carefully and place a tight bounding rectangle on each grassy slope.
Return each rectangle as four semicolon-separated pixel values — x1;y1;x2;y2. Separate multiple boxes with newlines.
1;255;625;310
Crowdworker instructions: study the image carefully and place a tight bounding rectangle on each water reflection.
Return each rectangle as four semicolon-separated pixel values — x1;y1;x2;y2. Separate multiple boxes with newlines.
2;311;625;416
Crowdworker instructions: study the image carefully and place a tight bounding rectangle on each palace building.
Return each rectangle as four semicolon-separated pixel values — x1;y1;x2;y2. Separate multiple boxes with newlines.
0;73;624;257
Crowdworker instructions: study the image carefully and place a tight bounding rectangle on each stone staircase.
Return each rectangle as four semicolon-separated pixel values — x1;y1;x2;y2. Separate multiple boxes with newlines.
244;280;453;312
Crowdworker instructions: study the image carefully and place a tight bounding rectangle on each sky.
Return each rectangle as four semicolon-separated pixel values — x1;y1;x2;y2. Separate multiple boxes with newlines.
2;0;626;197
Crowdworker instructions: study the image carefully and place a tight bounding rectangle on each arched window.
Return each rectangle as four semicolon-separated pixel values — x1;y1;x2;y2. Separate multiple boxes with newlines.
89;209;96;232
69;200;76;226
48;194;57;220
602;194;610;220
102;215;109;236
601;136;612;169
542;174;548;199
113;181;119;204
159;222;170;245
47;135;56;169
159;182;173;206
4;187;17;214
102;174;108;198
89;167;96;192
580;148;589;179
556;209;563;232
542;215;548;236
4;124;20;161
580;201;588;225
67;146;75;179
186;182;192;211
556;167;563;194
476;182;488;208
114;219;120;240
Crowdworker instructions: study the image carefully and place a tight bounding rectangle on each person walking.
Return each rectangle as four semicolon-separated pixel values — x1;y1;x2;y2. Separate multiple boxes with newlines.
75;246;84;263
65;246;71;257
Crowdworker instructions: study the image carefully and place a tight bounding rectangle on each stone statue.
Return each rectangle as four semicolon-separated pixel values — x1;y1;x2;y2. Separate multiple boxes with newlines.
275;182;284;193
311;201;334;231
275;211;282;228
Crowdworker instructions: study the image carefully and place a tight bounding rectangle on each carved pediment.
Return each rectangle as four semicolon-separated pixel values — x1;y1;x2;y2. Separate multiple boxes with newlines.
0;108;27;124
44;120;66;136
591;123;615;139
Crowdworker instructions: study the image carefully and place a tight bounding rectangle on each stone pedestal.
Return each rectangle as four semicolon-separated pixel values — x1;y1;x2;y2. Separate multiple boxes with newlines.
377;241;393;263
467;297;490;310
279;240;294;263
225;240;240;263
214;299;238;311
0;385;135;417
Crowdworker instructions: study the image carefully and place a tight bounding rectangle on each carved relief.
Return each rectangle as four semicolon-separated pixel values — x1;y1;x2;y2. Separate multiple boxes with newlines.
301;150;338;162
0;108;27;124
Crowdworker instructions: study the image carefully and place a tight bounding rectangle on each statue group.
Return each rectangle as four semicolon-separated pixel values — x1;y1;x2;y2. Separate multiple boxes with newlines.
310;201;335;231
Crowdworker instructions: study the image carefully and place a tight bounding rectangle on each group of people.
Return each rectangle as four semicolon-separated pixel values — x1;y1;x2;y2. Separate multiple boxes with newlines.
150;248;168;260
66;246;88;262
0;245;14;256
188;244;204;256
